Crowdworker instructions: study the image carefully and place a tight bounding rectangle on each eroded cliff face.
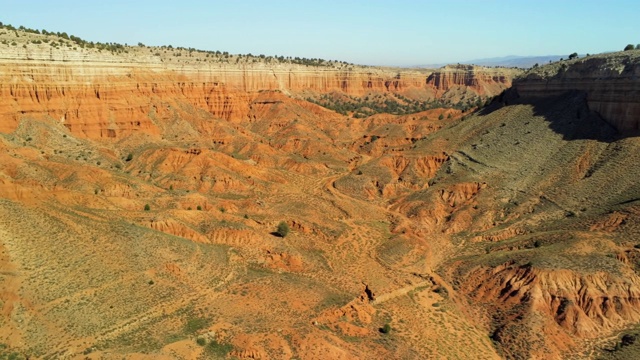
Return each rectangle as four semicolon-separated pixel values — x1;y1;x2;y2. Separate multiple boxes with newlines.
426;64;513;95
514;51;640;132
0;45;518;139
456;261;640;358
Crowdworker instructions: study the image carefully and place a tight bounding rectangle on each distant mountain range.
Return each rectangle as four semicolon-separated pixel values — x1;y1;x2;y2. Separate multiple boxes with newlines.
417;55;568;69
460;55;567;68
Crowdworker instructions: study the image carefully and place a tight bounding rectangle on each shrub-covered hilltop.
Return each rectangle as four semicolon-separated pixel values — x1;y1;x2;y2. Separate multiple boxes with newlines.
0;21;354;66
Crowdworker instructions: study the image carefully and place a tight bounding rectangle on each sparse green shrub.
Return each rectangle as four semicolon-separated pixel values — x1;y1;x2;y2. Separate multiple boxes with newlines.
196;337;206;346
184;317;209;334
438;114;444;120
125;153;133;161
276;221;290;238
380;323;391;334
622;334;636;347
144;204;150;211
206;339;233;357
197;205;202;211
433;286;449;297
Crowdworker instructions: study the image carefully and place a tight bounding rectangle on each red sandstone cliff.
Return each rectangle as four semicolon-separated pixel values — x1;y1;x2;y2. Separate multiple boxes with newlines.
0;43;518;139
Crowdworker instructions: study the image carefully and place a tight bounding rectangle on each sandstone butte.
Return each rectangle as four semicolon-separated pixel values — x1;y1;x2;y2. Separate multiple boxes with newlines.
1;27;640;360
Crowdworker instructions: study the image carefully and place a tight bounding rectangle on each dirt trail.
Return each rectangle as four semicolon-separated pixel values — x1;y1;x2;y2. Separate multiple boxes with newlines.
0;224;24;346
372;281;431;305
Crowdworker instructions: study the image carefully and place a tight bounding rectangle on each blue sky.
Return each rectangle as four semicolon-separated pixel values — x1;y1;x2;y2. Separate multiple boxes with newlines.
1;0;638;66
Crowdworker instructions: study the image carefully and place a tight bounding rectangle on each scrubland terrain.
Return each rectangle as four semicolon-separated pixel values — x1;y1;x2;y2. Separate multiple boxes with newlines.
1;25;640;359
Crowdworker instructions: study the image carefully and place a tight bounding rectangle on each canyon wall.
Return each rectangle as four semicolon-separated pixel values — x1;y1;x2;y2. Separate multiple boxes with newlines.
514;51;640;132
0;44;518;139
426;64;514;95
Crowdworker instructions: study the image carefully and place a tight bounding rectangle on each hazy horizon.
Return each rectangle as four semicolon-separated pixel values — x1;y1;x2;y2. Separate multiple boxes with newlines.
1;0;638;66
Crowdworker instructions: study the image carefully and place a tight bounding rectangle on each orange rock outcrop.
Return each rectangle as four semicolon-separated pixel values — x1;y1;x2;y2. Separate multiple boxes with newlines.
426;64;514;95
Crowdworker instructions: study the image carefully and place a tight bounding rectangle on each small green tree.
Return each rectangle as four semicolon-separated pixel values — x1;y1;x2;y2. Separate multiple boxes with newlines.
197;205;202;211
125;153;133;161
276;221;290;237
636;44;640;50
621;334;637;347
144;204;150;211
624;44;634;51
438;114;444;120
568;52;578;60
380;323;392;334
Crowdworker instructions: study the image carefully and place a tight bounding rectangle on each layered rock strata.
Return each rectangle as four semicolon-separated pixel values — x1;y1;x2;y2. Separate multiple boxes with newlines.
514;51;640;131
0;45;518;138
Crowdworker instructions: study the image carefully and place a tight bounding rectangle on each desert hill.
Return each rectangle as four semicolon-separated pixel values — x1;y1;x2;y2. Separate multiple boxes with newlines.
0;23;639;359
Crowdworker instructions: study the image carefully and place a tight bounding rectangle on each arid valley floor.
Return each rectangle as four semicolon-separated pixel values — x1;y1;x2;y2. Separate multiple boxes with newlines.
1;26;640;359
